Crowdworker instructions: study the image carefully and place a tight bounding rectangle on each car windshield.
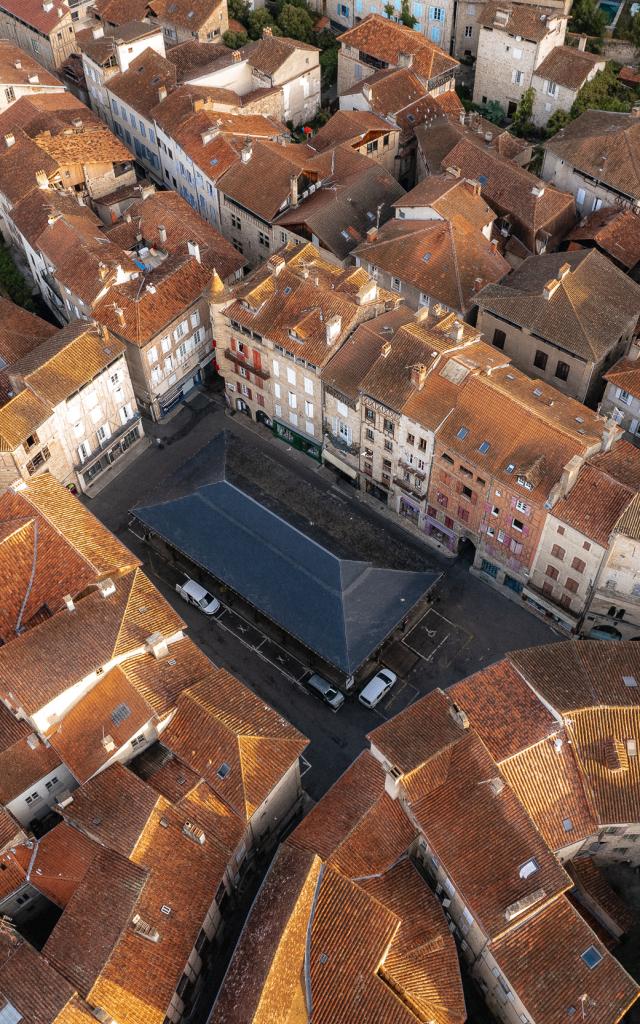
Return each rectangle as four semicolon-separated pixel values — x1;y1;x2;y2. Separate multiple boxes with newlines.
326;688;338;700
198;594;213;608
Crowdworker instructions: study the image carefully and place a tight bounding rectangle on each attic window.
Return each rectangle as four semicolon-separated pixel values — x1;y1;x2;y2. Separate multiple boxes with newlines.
457;426;469;439
366;210;375;221
210;158;219;166
627;739;637;757
422;252;431;263
518;858;539;879
407;113;415;124
478;174;488;185
217;763;231;779
505;463;515;474
581;946;603;970
623;676;637;688
533;387;542;397
151;75;160;84
283;286;292;295
562;817;573;832
0;1002;23;1024
478;440;490;454
111;703;132;726
341;230;350;240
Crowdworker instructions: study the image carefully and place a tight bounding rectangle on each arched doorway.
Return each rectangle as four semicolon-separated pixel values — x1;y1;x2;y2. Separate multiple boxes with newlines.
256;410;272;428
587;624;622;641
458;537;476;563
235;398;251;417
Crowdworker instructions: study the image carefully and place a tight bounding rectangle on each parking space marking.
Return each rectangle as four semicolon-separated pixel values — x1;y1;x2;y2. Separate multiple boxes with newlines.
403;608;473;666
371;680;419;722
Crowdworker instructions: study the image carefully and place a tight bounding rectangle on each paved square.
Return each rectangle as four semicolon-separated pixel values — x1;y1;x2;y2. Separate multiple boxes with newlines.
403;608;473;666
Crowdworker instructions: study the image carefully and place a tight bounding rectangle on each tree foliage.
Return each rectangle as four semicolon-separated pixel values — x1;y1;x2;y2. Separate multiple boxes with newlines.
227;0;250;24
400;0;417;27
570;0;606;37
510;86;535;136
223;28;248;47
277;2;315;40
0;244;35;311
545;108;571;137
247;7;278;37
571;62;633;115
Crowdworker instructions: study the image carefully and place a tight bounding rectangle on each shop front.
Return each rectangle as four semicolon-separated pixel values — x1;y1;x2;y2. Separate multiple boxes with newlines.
273;420;321;461
422;510;457;551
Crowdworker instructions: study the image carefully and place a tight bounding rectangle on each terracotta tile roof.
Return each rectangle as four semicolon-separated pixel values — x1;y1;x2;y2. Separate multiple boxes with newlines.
477;249;640;362
27;821;98;907
0;296;57;367
552;460;637;547
311;109;395;153
160;107;282;186
131;742;202;801
500;734;598;851
605;355;640;394
148;0;224;31
614;489;640;540
175;778;245;853
44;847;149;997
414;115;529;175
77;22;161;66
9;323;126;408
589;437;640;491
33;121;131;167
162;668;308;819
164;39;230;78
322;306;415;400
368;687;465;777
510;639;640;713
242;34;319;76
568;857;635;933
0;39;61;86
0;703;62;802
105;190;245;281
120;633;213;716
107;49;178;119
48;667;156;783
0;568;184;716
217;137;321;221
545;110;640;203
95;0;149;23
62;763;160;857
534;45;603;91
0;935;98;1024
478;1;565;40
567;705;640;826
0;129;59;205
448;658;558;761
488;896;638;1023
394;174;496;234
409;729;571;939
224;242;395;369
0;0;71;33
360;858;466;1024
0;388;52;451
354;214;509;315
443;137;575;241
338;15;458;80
289;750;416;877
93;253;211;346
0;806;22;851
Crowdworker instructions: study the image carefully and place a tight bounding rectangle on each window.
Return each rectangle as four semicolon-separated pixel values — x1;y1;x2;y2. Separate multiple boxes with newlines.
391;276;402;292
512;69;524;85
429;5;444;18
571;556;586;573
418;437;427;452
581;946;603;970
497;529;505;543
464;23;473;35
565;578;579;594
551;544;565;560
287;367;296;385
119;403;133;425
555;360;570;382
519;857;539;879
515;499;530;514
545;79;558;96
406;433;415;446
557;525;565;536
147;346;158;364
231;213;241;230
617;388;632;405
487;526;495;537
365;408;375;422
96;423;111;443
4;86;15;103
513;46;522;58
534;350;548;370
190;310;200;328
491;505;500;516
304;376;313;395
289;411;298;426
546;564;559;580
288;391;297;409
512;518;524;532
384;439;393;452
78;441;92;463
563;817;573;832
175;320;188;340
461;485;473;499
45;776;59;791
384;418;394;436
258;231;270;248
481;559;498;578
458;506;469;522
436;492;448;508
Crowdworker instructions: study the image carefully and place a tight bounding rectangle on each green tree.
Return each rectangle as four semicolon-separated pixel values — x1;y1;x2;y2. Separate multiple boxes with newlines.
546;108;571;136
510;86;535;136
277;2;314;40
247;7;278;37
384;2;395;16
571;63;632;115
631;10;640;48
227;0;250;24
570;0;606;37
223;28;249;47
400;0;417;27
320;43;338;87
483;99;505;124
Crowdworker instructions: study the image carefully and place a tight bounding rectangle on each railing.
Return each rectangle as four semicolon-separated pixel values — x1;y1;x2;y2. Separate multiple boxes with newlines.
323;428;360;457
224;348;270;380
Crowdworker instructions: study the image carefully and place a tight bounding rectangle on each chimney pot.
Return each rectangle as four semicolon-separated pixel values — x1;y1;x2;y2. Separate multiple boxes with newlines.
157;84;167;103
187;239;201;263
231;49;242;62
92;24;104;38
578;33;587;50
262;25;272;36
410;363;427;390
366;226;378;242
158;223;167;244
14;59;21;69
4;133;15;148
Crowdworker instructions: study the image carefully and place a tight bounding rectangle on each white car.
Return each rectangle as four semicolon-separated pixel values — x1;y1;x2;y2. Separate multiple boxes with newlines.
358;668;397;708
175;578;220;616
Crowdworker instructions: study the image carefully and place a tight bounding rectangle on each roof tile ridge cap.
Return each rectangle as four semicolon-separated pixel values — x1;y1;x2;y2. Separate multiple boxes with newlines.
558;268;599;359
110;566;140;659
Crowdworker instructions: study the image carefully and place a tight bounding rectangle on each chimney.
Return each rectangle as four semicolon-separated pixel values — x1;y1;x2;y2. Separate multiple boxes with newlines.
325;314;342;345
602;418;621;452
366;225;378;242
449;702;470;730
450;319;464;342
157;84;168;103
241;141;252;164
473;276;484;292
363;83;373;102
531;185;545;197
558;261;571;279
558;454;583;498
158;223;167;244
35;169;49;189
28;73;39;84
505;889;546;922
410;363;427;390
183;821;206;844
63;594;75;612
42;0;53;10
262;25;273;36
268;253;285;276
92;24;104;38
356;278;377;305
484;132;493;145
4;133;14;148
397;51;413;67
578;33;587;50
632;104;640;118
71;118;83;131
490;237;499;252
96;578;116;598
543;277;560;300
381;341;392;358
445;164;460;178
290;173;299;208
115;305;125;325
231;49;242;62
145;631;169;659
101;734;117;753
187;239;201;263
125;211;132;223
14;59;21;69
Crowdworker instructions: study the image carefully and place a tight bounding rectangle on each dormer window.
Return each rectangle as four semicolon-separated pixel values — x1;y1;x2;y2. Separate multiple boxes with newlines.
518;858;539;879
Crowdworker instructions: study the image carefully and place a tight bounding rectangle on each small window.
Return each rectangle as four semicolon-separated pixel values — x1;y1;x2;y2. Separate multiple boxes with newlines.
505;463;515;474
534;350;548;370
562;818;573;832
555;360;570;382
217;763;231;779
478;441;490;454
492;328;506;349
581;946;603;970
457;427;469;440
519;858;539;879
512;518;524;532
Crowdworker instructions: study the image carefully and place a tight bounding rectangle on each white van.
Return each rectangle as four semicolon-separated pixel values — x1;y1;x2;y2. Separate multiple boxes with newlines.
175;578;220;616
358;668;397;708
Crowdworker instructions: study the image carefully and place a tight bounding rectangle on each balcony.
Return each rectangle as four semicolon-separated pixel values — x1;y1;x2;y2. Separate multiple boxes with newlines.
224;348;270;380
323;427;360;457
394;477;424;500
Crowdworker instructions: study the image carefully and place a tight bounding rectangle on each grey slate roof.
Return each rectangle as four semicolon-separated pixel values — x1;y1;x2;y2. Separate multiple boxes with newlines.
132;433;438;674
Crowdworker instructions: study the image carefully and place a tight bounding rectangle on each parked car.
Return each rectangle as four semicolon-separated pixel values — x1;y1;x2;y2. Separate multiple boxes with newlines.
175;578;220;616
303;673;345;711
359;668;397;708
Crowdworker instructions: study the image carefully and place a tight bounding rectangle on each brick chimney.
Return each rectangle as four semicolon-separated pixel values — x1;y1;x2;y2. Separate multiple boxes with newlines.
157;84;168;103
158;224;167;244
4;133;14;148
290;173;299;208
187;239;201;263
231;49;242;62
366;226;378;242
262;25;273;36
578;33;587;50
325;314;342;345
410;363;427;390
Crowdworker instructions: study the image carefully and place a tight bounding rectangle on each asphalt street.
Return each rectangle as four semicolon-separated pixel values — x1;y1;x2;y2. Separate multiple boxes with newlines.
87;389;559;803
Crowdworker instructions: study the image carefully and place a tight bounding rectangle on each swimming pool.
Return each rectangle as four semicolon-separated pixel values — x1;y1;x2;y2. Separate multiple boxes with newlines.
599;0;621;22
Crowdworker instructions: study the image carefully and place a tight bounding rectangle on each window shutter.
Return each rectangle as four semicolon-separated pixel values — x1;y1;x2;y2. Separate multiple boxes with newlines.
332;417;338;434
347;426;352;445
